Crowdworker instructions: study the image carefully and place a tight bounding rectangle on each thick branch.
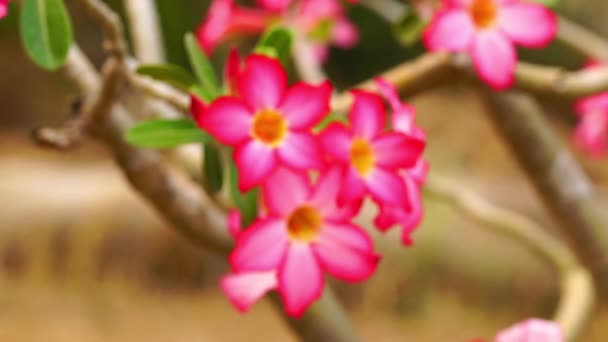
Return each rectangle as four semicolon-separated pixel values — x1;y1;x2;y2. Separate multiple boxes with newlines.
557;16;608;61
123;0;166;63
480;90;608;291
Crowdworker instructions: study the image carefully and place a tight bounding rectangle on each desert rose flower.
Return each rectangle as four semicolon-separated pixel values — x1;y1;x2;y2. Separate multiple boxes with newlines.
494;319;564;342
319;90;425;207
229;167;378;316
0;0;9;19
194;54;331;191
197;0;358;60
423;0;557;89
372;78;428;245
573;62;608;157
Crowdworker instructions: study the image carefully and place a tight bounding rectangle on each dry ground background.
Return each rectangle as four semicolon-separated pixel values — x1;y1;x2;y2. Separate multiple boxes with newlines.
1;0;608;341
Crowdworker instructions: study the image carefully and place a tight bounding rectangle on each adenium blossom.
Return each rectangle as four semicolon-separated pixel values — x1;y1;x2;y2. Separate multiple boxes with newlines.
197;0;359;61
194;54;332;191
0;0;9;19
423;0;557;89
373;78;428;245
494;319;564;342
319;90;425;207
573;61;608;157
229;167;379;316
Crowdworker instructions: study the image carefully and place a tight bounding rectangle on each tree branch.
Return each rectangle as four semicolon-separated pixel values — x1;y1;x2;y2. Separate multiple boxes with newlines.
123;0;166;63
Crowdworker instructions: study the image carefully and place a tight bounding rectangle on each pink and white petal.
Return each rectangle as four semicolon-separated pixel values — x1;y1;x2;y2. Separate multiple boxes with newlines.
440;0;472;7
234;140;278;191
220;271;277;312
495;319;564;342
313;223;379;282
332;18;359;48
230;218;288;271
238;54;288;109
198;96;252;145
262;167;312;216
372;133;425;169
227;210;243;240
310;166;346;217
330;199;363;222
196;0;233;53
349;90;386;139
574;111;608;157
498;3;557;48
225;47;242;94
278;132;324;170
319;123;352;163
255;0;291;11
392;105;417;134
279;81;333;130
278;244;324;317
366;168;408;206
374;204;403;232
423;9;474;52
375;77;405;114
409;159;430;185
337;168;367;205
190;95;207;122
471;30;516;90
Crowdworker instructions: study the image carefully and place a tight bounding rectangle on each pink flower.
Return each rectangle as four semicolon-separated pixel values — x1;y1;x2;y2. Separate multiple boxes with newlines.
197;0;359;59
319;90;425;207
372;78;428;245
193;54;332;191
197;0;272;53
423;0;557;89
0;0;9;19
229;167;378;316
573;62;608;157
494;319;564;342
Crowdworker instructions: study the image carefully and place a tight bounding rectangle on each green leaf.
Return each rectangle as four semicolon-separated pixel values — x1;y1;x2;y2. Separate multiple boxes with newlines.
20;0;73;70
203;143;224;195
136;63;199;91
393;9;427;46
530;0;559;7
314;112;348;132
184;32;222;99
229;162;259;227
254;26;294;66
125;119;210;148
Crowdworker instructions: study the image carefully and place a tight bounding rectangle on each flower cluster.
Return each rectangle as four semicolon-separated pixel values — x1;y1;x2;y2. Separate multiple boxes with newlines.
197;0;359;62
423;0;557;89
191;53;427;316
573;61;608;158
0;0;10;19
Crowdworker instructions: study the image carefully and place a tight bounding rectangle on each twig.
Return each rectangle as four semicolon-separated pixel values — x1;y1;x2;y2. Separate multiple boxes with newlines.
480;90;608;292
78;0;128;59
557;16;608;61
123;0;166;63
426;173;595;341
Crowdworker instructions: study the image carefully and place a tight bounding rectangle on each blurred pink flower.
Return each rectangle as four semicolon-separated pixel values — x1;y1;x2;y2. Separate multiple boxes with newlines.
0;0;9;19
573;62;608;157
319;90;425;208
197;0;359;61
423;0;557;89
193;54;332;191
229;167;378;316
494;319;564;342
373;77;428;245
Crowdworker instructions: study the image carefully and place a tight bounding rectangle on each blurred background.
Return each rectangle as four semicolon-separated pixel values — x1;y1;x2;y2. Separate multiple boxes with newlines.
1;0;608;341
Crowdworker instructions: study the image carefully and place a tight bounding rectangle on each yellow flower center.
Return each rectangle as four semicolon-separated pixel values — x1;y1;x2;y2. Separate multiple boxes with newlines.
470;0;497;29
350;138;375;177
251;109;287;147
287;206;322;242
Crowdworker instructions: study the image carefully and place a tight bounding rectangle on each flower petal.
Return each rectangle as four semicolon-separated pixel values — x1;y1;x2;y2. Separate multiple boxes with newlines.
332;18;359;48
372;132;425;169
227;210;242;240
197;96;252;145
423;9;474;52
313;223;379;282
471;30;516;90
366;168;408;206
349;90;386;139
319;123;352;163
255;0;290;12
495;319;564;342
279;81;333;130
220;271;277;312
262;167;312;216
498;3;557;48
238;54;288;109
310;167;348;218
230;218;288;271
278;132;324;170
278;244;324;317
337;168;367;205
234;140;278;191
